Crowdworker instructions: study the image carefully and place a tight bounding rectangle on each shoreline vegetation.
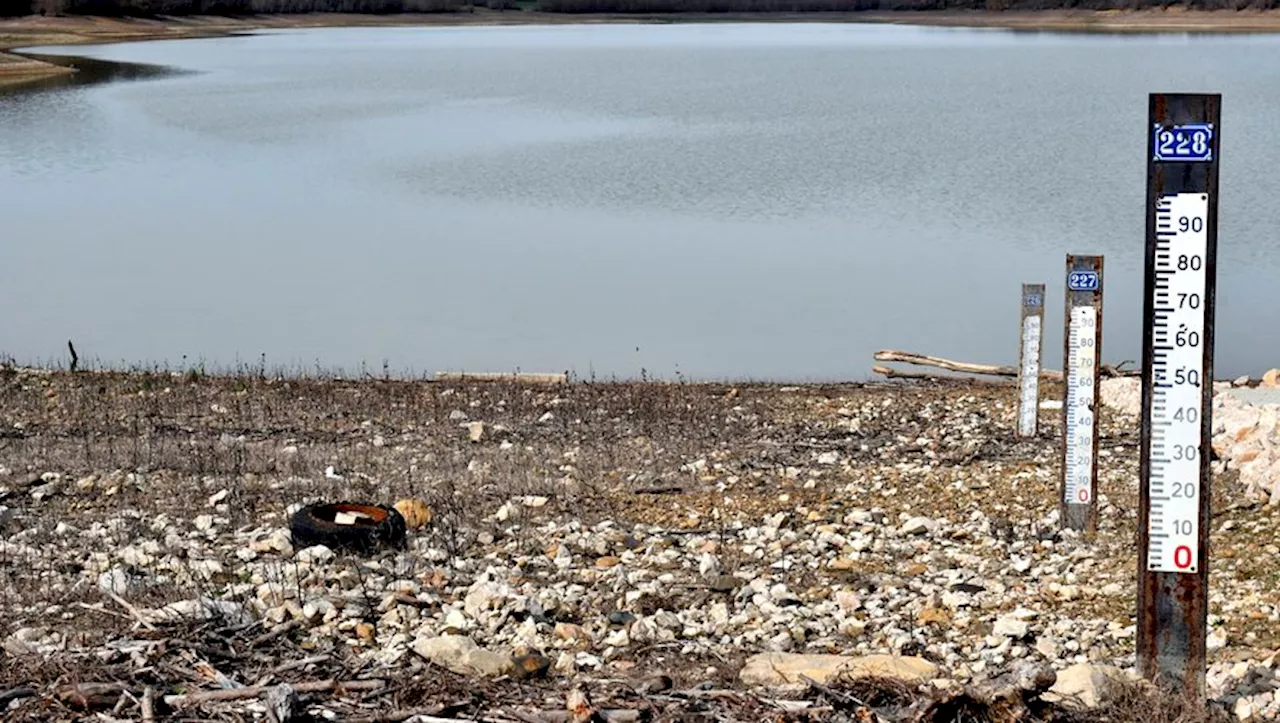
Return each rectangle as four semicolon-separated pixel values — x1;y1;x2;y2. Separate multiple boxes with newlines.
5;7;1280;86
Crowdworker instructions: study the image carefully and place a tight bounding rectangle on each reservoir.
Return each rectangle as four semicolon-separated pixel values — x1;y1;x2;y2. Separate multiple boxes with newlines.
3;23;1280;381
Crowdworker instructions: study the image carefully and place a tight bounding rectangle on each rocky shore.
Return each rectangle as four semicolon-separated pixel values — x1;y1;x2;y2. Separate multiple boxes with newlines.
1;367;1277;721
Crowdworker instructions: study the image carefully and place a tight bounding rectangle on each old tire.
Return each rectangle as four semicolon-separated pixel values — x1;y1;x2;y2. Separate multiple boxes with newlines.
289;502;407;553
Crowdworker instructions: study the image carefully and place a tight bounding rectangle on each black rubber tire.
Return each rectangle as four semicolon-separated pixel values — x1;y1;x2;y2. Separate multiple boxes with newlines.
289;501;407;553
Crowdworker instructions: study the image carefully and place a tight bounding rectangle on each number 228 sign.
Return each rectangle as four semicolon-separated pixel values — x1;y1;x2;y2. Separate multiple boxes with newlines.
1153;123;1214;162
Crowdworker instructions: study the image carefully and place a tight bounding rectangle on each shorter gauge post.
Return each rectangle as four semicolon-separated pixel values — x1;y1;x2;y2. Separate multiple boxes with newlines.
1138;93;1221;699
1060;256;1103;533
1017;284;1046;438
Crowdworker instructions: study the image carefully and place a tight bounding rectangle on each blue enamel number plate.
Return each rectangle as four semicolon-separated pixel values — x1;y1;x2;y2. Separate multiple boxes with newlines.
1067;271;1099;292
1152;123;1213;162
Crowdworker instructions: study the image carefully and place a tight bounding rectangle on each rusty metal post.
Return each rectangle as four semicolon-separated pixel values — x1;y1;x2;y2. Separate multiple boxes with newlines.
1137;93;1221;700
1060;255;1102;533
1017;284;1046;438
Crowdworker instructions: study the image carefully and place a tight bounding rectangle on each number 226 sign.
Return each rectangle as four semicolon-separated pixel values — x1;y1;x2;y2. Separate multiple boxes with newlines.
1153;123;1213;162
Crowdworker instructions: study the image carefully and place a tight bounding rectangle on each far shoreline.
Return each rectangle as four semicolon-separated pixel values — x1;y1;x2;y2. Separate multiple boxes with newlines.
4;8;1280;86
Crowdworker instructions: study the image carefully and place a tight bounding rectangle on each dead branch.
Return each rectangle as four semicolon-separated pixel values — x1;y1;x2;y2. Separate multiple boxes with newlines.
874;350;1049;378
249;620;300;648
632;485;686;495
269;654;330;675
0;688;37;706
870;364;935;380
391;592;437;609
533;711;642;723
874;349;1139;380
163;678;385;708
57;682;126;711
102;590;157;632
346;713;479;723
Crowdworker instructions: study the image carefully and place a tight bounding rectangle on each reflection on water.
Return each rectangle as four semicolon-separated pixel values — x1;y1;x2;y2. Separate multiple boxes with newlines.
2;25;1280;381
2;52;182;95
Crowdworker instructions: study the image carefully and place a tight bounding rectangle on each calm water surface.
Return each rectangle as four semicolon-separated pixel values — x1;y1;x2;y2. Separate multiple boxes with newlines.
4;24;1280;380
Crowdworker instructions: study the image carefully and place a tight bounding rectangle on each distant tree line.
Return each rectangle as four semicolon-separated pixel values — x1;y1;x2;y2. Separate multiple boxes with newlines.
5;0;1280;19
538;0;1280;9
2;0;465;16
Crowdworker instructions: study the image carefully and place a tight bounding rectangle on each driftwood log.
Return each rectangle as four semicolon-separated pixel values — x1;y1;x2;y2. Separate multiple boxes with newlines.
873;350;1139;382
434;371;567;384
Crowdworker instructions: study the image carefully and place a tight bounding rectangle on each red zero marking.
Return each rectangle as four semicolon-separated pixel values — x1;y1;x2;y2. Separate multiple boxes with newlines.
1174;545;1193;569
1078;489;1089;503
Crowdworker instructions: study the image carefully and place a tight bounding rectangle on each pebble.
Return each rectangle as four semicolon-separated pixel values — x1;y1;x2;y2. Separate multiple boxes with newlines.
901;516;936;536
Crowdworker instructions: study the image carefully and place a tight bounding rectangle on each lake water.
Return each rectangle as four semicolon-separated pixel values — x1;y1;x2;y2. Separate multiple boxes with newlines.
4;23;1280;382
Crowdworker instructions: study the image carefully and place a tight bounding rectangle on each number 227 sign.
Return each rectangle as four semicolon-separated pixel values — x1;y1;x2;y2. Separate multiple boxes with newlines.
1153;123;1214;162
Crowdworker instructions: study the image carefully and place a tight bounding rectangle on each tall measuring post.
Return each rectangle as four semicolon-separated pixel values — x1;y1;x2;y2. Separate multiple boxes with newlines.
1017;284;1046;438
1137;93;1221;699
1060;255;1103;533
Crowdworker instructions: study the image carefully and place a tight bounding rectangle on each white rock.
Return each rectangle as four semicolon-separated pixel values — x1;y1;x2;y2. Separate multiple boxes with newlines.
411;635;513;677
464;581;510;619
97;568;135;597
1044;663;1129;708
495;501;519;522
251;530;294;557
740;653;938;687
444;608;469;630
1208;627;1228;653
302;598;337;623
295;545;334;564
193;515;215;532
190;559;223;579
901;517;936;536
142;598;252;627
1236;696;1254;721
817;451;840;465
993;616;1029;639
835;591;862;612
